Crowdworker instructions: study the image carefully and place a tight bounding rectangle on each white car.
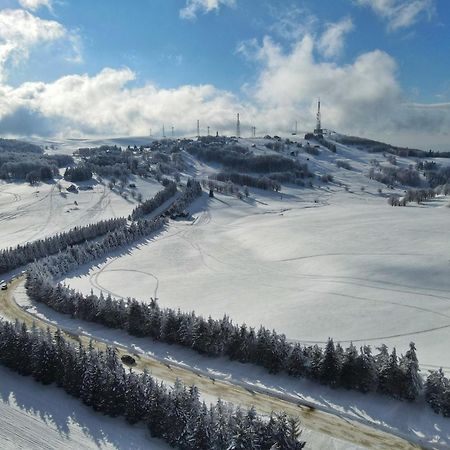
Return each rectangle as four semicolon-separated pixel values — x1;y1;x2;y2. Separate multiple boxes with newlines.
1;284;7;290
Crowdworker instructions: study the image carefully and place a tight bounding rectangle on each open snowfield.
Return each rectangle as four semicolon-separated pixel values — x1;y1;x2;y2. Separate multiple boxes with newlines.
65;184;450;373
0;176;161;249
3;135;450;448
0;365;169;449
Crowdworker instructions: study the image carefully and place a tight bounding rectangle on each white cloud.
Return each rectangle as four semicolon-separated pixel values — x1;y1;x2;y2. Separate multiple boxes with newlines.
355;0;434;31
0;9;81;80
318;17;354;58
0;67;247;137
245;35;402;134
0;15;448;147
0;9;65;79
180;0;235;20
267;3;318;41
18;0;53;11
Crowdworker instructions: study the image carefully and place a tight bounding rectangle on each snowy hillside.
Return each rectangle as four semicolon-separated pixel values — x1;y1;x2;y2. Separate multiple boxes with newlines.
2;133;450;449
62;135;450;373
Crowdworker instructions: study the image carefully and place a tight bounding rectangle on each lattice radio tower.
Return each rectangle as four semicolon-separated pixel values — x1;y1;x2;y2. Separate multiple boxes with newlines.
314;98;323;136
236;113;240;138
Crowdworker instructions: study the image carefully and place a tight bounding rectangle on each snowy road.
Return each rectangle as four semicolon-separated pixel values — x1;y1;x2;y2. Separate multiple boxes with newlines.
0;277;427;450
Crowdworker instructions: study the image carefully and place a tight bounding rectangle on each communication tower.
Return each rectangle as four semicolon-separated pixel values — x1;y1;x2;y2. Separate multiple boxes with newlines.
314;99;323;137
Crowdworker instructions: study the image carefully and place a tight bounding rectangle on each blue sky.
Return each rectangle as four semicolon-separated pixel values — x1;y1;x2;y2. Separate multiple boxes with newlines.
0;0;449;149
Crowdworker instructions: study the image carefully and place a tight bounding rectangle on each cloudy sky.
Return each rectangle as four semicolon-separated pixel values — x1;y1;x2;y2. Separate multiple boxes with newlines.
0;0;449;149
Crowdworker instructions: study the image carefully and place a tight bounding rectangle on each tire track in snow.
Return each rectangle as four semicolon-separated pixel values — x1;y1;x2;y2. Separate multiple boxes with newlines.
91;268;159;300
20;184;57;244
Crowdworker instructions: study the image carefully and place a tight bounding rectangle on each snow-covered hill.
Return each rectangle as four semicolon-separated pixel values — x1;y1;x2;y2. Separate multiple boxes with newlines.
2;133;450;449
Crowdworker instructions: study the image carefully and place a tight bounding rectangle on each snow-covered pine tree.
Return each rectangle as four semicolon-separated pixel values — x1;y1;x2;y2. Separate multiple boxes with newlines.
320;338;341;387
399;342;422;401
425;369;447;414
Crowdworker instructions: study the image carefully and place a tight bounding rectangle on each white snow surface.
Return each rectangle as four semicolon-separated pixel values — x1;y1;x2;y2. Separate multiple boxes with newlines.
3;136;450;449
65;186;450;373
0;176;161;249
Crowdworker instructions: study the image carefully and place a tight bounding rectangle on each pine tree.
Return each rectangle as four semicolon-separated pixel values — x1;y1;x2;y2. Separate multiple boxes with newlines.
308;345;323;380
186;402;211;449
355;345;377;393
425;369;446;414
340;343;359;390
399;342;422;401
320;338;341;387
286;344;307;378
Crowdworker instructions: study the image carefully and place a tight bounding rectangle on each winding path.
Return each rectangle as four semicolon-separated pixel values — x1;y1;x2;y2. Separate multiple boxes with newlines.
0;277;426;450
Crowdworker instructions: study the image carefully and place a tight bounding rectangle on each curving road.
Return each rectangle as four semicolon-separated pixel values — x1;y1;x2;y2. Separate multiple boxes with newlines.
0;277;425;450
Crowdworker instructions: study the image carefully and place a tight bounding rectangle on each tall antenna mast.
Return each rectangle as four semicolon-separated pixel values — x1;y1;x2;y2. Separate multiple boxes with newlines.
162;124;166;138
149;128;152;137
236;113;240;138
251;126;256;138
207;126;210;136
197;120;200;138
314;98;322;136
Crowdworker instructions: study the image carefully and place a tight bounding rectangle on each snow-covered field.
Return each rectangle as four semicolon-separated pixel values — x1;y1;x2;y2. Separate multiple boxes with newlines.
0;365;169;449
65;185;450;372
0;176;161;249
3;135;450;448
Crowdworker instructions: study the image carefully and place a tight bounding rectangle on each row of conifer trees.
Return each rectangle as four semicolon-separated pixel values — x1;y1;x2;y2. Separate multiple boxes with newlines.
17;177;450;417
0;320;305;449
0;217;126;275
0;176;192;276
26;271;425;402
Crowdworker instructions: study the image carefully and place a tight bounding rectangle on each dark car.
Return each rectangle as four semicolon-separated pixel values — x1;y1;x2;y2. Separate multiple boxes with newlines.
121;354;136;365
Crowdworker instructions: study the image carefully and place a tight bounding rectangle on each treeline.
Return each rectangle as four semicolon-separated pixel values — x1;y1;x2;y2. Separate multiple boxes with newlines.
425;369;450;416
336;160;352;170
130;181;177;220
368;166;421;187
388;188;437;206
26;272;423;402
315;137;337;153
334;135;429;157
24;180;202;279
76;145;141;179
269;170;312;187
28;217;166;279
0;139;73;183
210;172;281;192
0;153;58;183
186;143;311;175
0;180;201;276
0;138;42;153
64;165;93;182
0;320;305;449
167;178;202;213
424;166;450;188
0;218;127;275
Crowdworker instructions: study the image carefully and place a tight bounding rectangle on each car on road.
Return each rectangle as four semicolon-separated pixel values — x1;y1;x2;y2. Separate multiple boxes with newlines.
1;284;7;290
